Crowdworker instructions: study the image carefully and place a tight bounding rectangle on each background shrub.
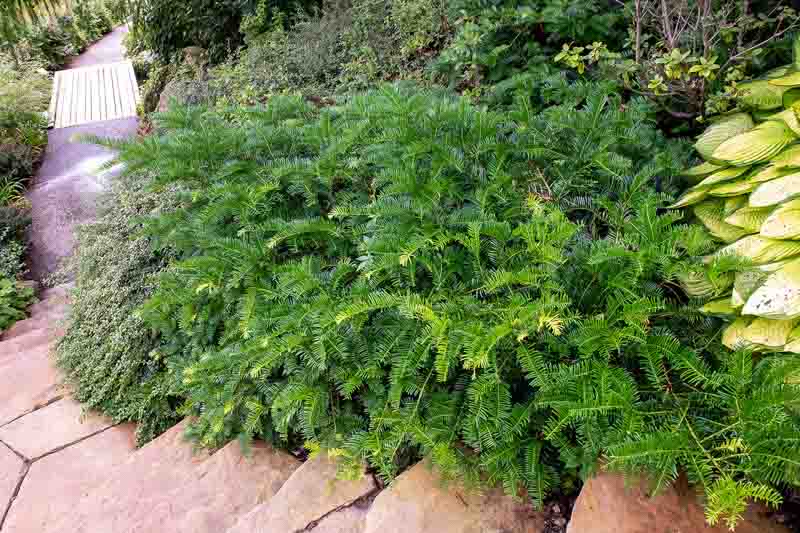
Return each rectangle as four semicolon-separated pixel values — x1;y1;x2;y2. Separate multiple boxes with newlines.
0;207;30;280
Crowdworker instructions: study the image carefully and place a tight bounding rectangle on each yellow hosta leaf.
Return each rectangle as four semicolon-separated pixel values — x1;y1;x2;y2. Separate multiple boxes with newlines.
708;179;757;197
770;144;800;168
669;189;709;209
741;317;796;349
724;206;772;232
739;79;789;110
694;200;751;242
700;297;736;316
746;165;794;184
722;317;754;350
749;172;800;207
743;258;800;319
711;120;796;167
732;263;787;306
708;235;800;264
691;167;751;190
683;161;726;177
694;113;755;162
769;71;800;87
768;109;800;136
723;196;748;215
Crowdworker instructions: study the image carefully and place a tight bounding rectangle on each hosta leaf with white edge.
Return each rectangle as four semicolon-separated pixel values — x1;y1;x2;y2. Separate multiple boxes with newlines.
683;161;726;177
743;258;800;319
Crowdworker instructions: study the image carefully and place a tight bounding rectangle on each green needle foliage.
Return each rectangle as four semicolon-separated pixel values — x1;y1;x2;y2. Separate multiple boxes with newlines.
69;82;800;528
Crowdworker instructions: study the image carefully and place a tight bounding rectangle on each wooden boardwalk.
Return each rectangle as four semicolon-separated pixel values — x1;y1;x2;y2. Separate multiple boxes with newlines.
48;61;140;129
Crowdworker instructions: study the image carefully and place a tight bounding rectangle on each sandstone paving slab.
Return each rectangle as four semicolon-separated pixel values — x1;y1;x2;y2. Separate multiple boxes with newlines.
313;506;369;533
2;424;137;533
1;317;55;342
0;329;54;359
0;443;24;524
363;461;545;533
0;398;112;459
45;421;300;533
567;472;788;533
0;345;62;427
228;453;376;533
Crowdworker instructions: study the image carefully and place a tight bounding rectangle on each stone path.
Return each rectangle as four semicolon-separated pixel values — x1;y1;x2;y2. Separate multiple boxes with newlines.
27;27;138;281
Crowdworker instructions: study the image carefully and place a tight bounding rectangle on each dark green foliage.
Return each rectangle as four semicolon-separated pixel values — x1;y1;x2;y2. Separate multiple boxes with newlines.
208;0;450;105
55;171;182;445
0;278;34;331
73;81;800;526
0;206;29;280
431;0;625;95
129;0;249;63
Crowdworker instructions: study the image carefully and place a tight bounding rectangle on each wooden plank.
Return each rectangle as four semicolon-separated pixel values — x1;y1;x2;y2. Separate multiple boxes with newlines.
47;72;61;128
117;64;135;118
101;66;115;121
56;71;69;127
74;69;85;127
91;68;102;122
127;63;141;106
59;70;73;128
121;64;135;117
112;65;127;119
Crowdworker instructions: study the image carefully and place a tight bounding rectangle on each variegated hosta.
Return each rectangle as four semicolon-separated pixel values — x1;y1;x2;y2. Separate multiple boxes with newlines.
672;64;800;353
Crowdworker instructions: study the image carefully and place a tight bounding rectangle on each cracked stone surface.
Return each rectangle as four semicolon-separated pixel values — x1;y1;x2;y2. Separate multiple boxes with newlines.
0;444;24;524
0;398;113;459
364;461;546;533
45;421;300;533
227;453;377;533
312;506;369;533
2;424;137;533
0;343;62;427
567;472;788;533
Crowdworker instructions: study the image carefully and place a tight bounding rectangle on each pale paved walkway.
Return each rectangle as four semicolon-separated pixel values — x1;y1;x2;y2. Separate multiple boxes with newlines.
27;27;138;280
0;28;140;531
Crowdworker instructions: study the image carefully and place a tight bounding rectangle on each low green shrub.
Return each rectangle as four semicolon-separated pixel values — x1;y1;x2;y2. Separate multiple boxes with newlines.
205;0;449;106
0;206;29;280
0;278;35;331
0;55;50;205
71;82;800;527
55;170;181;445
